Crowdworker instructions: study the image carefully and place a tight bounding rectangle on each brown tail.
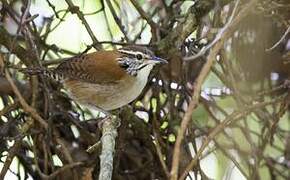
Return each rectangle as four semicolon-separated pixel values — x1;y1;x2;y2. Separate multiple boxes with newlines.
21;68;63;81
21;67;46;75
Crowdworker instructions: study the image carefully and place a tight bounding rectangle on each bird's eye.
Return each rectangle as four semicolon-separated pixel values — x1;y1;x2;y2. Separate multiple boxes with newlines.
136;53;143;60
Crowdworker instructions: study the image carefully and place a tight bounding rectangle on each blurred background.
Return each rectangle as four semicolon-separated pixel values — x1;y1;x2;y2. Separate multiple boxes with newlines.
0;0;290;179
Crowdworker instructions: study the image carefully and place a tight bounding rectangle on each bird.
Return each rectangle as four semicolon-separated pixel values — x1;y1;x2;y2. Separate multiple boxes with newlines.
41;46;167;117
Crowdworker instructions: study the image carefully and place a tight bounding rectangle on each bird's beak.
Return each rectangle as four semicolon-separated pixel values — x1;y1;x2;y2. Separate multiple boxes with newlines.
151;56;168;64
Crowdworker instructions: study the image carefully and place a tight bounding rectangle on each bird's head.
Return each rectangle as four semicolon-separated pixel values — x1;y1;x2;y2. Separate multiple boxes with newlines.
117;46;167;76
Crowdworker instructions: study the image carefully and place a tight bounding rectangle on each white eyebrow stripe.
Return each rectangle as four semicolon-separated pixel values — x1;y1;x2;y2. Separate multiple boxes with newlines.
118;49;145;56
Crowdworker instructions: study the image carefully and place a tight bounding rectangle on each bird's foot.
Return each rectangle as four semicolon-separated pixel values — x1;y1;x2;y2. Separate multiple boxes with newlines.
97;114;113;129
97;113;120;129
283;79;290;89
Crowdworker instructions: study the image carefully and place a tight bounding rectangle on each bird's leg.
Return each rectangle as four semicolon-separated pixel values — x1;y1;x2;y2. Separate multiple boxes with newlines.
90;105;119;129
98;108;113;120
283;79;290;89
98;109;121;129
86;106;120;153
94;108;113;129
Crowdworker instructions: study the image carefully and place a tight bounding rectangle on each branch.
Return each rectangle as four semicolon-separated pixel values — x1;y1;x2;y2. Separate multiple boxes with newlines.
0;140;21;179
153;131;170;177
158;0;233;51
0;27;34;66
266;25;290;51
169;0;258;179
39;162;83;180
183;0;240;61
129;0;159;40
98;117;119;180
129;0;159;29
179;96;284;180
64;0;101;50
105;0;129;42
1;55;48;130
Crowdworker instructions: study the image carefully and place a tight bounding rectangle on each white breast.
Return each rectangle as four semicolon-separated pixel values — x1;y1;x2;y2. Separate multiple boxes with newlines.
64;64;154;111
102;64;154;110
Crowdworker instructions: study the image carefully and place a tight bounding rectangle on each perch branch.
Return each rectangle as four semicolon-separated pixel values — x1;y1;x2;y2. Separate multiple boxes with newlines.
98;117;119;180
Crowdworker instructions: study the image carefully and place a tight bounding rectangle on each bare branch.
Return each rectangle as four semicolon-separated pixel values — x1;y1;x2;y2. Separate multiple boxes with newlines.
170;1;258;179
98;117;119;180
65;0;101;50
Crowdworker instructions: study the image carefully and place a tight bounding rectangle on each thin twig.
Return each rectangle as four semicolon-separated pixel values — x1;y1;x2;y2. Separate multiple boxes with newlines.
129;0;159;29
53;136;78;180
39;161;83;180
129;0;159;40
266;25;290;51
183;0;240;61
86;141;101;153
153;131;170;177
5;69;48;129
0;55;48;129
0;140;21;179
179;96;284;180
65;0;101;50
46;0;60;19
105;0;129;42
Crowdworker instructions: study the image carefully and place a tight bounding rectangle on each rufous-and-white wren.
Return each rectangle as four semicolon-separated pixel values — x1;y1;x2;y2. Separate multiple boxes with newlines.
45;46;167;115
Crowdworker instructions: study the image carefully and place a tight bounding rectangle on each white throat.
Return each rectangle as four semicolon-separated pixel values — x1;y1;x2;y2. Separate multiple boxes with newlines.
96;64;155;110
136;64;154;82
